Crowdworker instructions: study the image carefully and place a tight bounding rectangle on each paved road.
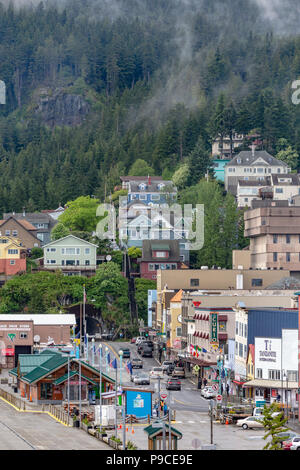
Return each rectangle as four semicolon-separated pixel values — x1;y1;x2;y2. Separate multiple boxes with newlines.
0;399;110;450
89;340;266;450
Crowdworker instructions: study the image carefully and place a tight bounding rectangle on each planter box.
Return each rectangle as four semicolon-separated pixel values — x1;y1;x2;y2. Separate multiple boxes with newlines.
103;436;109;444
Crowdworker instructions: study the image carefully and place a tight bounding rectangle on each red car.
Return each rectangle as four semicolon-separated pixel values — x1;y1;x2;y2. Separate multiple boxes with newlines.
130;337;136;344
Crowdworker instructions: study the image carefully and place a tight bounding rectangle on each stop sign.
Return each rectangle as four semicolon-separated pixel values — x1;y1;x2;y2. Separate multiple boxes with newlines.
216;395;222;401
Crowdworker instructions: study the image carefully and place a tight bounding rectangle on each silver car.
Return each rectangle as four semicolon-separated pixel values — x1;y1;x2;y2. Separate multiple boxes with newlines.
134;373;150;385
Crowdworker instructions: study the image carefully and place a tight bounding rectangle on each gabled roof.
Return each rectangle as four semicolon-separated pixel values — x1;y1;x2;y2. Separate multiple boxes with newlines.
53;371;97;386
141;240;180;262
227;150;288;167
170;289;183;303
43;234;98;249
144;422;182;439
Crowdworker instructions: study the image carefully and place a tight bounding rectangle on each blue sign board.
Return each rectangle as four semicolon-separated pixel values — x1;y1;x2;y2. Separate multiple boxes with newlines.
125;390;152;418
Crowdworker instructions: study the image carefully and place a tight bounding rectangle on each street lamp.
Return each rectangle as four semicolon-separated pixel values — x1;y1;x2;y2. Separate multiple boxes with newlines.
119;349;123;387
105;346;109;374
216;354;224;396
99;344;103;434
91;337;95;367
283;372;289;422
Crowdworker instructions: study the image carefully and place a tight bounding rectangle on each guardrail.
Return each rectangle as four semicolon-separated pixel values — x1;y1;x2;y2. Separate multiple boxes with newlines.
0;387;26;410
48;404;70;426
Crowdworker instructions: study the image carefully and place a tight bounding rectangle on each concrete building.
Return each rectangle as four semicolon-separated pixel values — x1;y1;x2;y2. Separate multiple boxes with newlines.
244;200;300;272
212;133;244;158
244;330;299;408
237;174;300;208
225;149;290;196
0;314;76;368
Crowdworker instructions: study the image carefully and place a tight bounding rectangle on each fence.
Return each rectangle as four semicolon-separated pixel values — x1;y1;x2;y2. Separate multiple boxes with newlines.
48;404;71;426
0;387;26;410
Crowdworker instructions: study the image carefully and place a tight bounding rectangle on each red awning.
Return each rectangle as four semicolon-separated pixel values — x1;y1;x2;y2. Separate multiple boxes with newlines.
218;315;228;321
233;380;246;386
218;333;228;341
199;314;203;320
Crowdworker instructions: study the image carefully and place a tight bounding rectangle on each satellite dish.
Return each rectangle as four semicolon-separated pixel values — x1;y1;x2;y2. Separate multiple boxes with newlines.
34;335;40;343
106;255;112;261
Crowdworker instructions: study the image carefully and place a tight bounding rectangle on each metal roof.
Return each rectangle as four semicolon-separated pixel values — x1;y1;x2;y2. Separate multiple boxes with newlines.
0;314;75;325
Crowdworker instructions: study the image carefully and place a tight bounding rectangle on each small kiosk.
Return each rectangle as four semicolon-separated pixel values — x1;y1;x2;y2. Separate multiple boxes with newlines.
144;423;182;450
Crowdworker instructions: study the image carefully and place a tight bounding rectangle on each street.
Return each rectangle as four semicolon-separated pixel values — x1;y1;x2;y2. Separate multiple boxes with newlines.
92;340;266;450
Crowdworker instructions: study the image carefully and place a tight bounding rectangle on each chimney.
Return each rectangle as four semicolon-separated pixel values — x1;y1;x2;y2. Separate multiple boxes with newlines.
148;174;151;185
251;143;256;157
23;207;26;217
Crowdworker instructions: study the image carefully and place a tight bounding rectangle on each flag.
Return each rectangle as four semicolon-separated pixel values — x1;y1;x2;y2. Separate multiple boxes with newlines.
126;361;133;375
110;358;118;369
83;285;86;303
107;352;111;364
202;348;207;353
98;346;102;357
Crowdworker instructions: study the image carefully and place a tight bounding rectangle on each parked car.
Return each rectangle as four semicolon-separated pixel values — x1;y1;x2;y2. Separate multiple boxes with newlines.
172;367;185;379
130;371;141;382
136;337;147;346
119;348;130;358
236;416;264;430
282;436;300;450
134;373;150;385
166;378;181;391
290;436;300;450
131;357;143;369
141;346;153;358
166;364;175;376
201;386;217;399
162;361;174;373
150;367;164;378
130;337;136;344
143;340;154;349
278;431;298;445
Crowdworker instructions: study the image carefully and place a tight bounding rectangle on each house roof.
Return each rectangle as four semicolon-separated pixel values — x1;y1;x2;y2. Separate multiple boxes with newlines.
238;179;270;187
227;150;289;167
53;371;97;386
271;173;300;185
43;234;98;249
0;218;37;231
4;212;54;225
120;176;163;182
170;289;183;303
144;422;182;439
141;240;180;262
0;314;75;325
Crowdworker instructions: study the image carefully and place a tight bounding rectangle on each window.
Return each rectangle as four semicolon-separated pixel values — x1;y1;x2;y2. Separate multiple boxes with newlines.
176;327;182;337
66;248;76;255
287;370;298;382
239;343;243;357
8;249;18;255
155;251;167;258
190;279;199;287
286;252;291;262
273;235;278;244
12;230;18;237
252;279;263;287
256;368;263;379
37;233;44;241
139;195;147;201
276;188;283;193
268;370;281;380
273;252;278;262
9;260;15;265
5;230;10;236
154;264;160;270
171;264;177;269
40;383;53;400
76;248;80;255
219;321;226;332
149;264;155;271
277;168;281;173
257;168;264;173
50;260;56;264
85;248;90;254
151;194;160;201
20;332;27;339
286;235;291;244
236;321;238;335
66;260;75;266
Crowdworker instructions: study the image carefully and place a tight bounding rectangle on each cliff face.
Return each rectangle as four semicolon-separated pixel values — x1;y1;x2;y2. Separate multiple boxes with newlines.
34;88;90;128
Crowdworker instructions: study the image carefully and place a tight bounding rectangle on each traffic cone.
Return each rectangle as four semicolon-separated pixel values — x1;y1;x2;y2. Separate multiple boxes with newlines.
29;394;32;402
225;418;229;425
126;427;128;432
119;424;122;429
131;428;135;434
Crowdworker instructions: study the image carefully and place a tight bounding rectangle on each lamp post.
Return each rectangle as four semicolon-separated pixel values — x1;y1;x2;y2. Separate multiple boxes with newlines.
119;349;123;388
91;337;95;367
99;344;102;433
283;372;289;423
216;353;224;396
105;346;109;374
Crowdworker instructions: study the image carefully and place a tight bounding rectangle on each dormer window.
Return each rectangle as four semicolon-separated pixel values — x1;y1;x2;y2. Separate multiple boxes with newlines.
139;183;147;190
157;183;165;190
237;158;241;164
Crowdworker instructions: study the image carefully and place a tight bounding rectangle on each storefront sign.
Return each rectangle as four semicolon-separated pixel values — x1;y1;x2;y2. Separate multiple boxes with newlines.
1;348;14;356
210;312;218;344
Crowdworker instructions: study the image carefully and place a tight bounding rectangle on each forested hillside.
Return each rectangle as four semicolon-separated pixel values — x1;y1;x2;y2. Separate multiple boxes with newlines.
2;0;300;212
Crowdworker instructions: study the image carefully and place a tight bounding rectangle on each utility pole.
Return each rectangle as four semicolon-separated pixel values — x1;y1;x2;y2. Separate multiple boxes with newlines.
210;399;214;445
99;344;102;434
115;364;118;438
168;391;172;450
80;302;83;358
67;355;70;426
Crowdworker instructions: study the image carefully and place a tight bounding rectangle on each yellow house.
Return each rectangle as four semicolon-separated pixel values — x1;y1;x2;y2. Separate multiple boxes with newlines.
245;344;255;399
0;236;23;260
168;290;184;356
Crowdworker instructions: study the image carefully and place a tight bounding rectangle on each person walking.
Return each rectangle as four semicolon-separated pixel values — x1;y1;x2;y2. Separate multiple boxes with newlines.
226;383;230;396
203;377;207;387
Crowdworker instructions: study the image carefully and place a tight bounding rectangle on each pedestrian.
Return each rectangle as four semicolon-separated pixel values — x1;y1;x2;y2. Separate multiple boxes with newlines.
198;377;202;390
203;378;207;387
163;403;168;416
277;393;281;403
226;383;230;396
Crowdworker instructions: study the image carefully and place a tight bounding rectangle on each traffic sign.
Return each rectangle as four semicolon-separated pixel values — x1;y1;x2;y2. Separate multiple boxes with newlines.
212;384;218;391
216;395;222;402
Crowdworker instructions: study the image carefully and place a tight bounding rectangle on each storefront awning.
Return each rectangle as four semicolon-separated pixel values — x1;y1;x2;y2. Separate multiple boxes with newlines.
243;379;299;389
233;380;246;386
